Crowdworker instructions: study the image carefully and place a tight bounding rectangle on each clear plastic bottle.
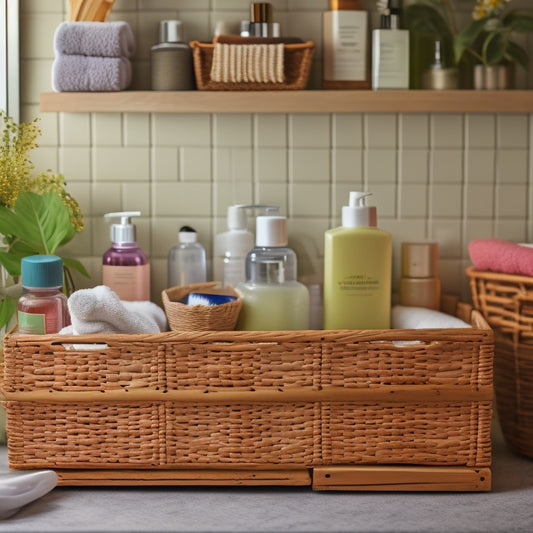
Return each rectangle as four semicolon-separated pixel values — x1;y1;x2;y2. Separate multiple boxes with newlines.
102;212;150;301
17;255;70;334
168;226;207;287
236;215;309;331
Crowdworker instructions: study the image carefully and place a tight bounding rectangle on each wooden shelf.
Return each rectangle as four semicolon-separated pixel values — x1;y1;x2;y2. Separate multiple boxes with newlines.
40;90;533;114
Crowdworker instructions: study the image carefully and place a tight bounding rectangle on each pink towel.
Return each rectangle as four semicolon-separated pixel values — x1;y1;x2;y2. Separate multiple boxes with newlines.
469;238;533;276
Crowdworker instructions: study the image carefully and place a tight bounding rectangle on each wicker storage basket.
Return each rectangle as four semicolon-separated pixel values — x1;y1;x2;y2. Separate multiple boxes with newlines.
468;266;533;458
162;282;242;332
190;40;315;90
0;303;493;490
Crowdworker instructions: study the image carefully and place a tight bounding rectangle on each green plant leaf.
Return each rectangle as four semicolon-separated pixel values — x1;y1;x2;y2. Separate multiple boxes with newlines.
454;17;488;64
485;33;507;65
503;11;533;33
0;191;73;255
61;257;90;278
505;41;529;69
0;296;17;330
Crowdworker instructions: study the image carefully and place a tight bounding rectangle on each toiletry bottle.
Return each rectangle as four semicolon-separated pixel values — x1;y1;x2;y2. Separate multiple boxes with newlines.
323;0;370;90
17;255;70;334
102;212;150;301
151;20;194;91
421;41;458;90
323;192;392;330
168;226;207;287
249;2;280;38
372;0;409;90
236;215;309;331
213;205;254;288
400;242;441;310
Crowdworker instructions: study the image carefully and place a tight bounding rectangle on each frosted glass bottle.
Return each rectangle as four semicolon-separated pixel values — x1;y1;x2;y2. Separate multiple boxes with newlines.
236;216;309;331
167;226;207;287
323;192;392;330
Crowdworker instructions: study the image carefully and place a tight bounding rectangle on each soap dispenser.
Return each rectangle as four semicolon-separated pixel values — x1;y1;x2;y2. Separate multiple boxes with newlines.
323;192;392;329
103;212;150;301
236;215;309;331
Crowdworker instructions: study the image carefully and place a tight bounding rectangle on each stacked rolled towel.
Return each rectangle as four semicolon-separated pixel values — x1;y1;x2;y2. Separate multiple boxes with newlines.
469;238;533;277
52;21;135;92
60;285;168;335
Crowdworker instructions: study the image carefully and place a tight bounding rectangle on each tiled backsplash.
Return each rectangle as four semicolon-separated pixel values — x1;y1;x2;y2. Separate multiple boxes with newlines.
19;0;533;305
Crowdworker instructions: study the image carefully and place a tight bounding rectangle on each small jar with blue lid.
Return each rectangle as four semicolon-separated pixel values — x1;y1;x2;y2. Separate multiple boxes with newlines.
17;255;71;334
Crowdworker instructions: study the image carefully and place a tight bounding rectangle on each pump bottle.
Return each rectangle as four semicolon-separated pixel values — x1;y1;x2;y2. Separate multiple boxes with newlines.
236;215;309;331
323;192;391;329
168;226;207;287
102;212;150;301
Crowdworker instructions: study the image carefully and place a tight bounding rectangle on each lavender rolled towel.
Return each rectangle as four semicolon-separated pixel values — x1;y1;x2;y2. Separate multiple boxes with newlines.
54;21;135;58
52;54;132;92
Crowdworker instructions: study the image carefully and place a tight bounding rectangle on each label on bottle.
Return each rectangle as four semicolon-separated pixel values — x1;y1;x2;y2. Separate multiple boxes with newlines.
18;311;46;334
102;264;150;301
323;11;368;81
337;273;381;294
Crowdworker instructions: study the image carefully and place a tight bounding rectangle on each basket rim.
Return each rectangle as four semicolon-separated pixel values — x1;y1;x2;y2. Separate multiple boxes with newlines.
189;40;315;51
466;266;533;284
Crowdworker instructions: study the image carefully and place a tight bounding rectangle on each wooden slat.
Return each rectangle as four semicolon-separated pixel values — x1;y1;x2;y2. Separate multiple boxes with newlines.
2;385;493;404
313;466;491;491
55;468;311;486
40;90;533;114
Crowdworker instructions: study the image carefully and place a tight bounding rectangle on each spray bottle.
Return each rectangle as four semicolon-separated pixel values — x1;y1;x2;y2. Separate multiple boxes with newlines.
103;211;150;301
323;192;391;329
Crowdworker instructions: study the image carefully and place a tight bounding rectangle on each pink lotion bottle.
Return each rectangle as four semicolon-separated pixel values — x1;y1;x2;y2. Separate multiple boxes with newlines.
102;212;150;301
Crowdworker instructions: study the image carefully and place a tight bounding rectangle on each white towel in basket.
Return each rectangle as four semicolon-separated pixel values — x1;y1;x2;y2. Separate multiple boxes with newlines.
210;43;284;83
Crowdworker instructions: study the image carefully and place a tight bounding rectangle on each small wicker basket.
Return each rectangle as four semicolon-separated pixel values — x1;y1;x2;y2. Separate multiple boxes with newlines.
467;266;533;458
162;282;242;332
190;40;315;91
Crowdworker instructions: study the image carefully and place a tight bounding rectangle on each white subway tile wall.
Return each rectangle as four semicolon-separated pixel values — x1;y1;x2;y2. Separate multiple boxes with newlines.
18;0;533;305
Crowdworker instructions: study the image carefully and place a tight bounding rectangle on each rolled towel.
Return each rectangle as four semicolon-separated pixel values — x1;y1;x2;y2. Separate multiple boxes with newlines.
54;21;135;58
392;305;471;330
52;54;132;92
60;285;168;335
469;238;533;277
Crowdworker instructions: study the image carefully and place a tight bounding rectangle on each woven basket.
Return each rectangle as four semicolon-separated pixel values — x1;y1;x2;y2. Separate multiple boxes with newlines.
467;266;533;457
0;302;493;475
161;282;242;331
190;40;315;90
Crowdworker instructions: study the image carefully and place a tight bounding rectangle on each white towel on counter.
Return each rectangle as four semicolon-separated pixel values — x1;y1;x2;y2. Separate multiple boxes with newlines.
59;285;168;336
54;21;135;58
392;305;471;330
52;54;132;92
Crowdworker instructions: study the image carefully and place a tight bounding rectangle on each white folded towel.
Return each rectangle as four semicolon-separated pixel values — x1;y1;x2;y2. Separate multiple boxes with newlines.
60;285;168;335
392;305;471;330
54;21;135;58
52;54;132;92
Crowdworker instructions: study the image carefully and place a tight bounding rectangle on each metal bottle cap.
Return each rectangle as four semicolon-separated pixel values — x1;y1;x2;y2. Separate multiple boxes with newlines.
159;20;184;43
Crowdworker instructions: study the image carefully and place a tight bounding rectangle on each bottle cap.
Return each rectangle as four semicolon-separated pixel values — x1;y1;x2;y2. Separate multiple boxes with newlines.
227;205;248;231
159;20;184;43
250;3;273;23
401;242;439;278
341;192;377;228
178;225;198;243
104;211;140;244
330;0;360;10
21;255;64;289
256;216;287;247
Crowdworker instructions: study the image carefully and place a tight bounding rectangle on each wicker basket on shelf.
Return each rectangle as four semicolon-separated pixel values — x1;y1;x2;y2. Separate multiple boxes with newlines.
190;40;315;90
467;266;533;458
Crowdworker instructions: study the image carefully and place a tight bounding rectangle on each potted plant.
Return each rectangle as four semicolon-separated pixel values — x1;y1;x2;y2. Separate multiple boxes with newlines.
405;0;533;89
0;109;89;332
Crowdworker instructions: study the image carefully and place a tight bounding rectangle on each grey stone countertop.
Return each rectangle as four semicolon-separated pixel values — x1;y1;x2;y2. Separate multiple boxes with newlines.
1;419;532;533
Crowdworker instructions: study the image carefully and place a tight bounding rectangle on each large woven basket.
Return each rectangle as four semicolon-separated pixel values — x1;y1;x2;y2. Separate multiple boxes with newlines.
0;302;493;484
468;266;533;458
190;40;315;90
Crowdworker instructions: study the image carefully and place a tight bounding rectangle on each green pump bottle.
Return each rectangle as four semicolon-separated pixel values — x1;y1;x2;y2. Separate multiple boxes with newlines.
323;192;392;330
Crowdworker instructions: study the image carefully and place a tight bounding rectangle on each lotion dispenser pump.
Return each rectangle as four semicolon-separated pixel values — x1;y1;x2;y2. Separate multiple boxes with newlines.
102;211;150;301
